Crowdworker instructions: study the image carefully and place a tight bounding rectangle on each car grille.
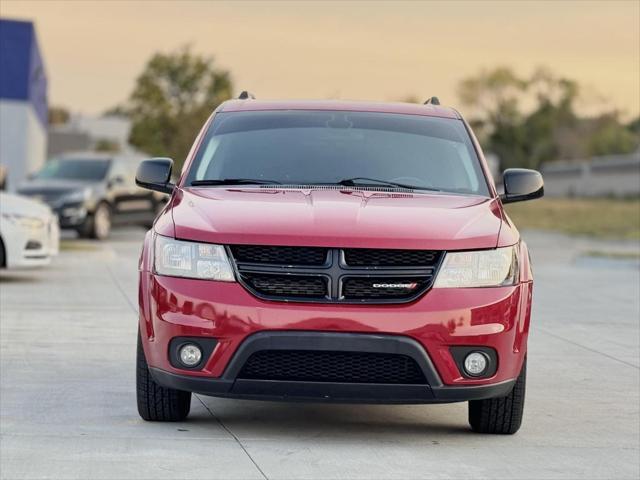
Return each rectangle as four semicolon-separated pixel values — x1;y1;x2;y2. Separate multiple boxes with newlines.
342;277;430;299
242;273;327;298
343;248;440;267
230;245;328;266
229;246;443;304
238;350;427;384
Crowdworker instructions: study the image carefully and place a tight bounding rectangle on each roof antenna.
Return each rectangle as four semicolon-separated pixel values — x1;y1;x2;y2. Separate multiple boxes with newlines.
424;96;440;105
238;91;255;100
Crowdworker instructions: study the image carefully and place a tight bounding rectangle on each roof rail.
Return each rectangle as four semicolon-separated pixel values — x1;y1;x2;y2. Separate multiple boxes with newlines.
424;96;440;106
238;91;255;100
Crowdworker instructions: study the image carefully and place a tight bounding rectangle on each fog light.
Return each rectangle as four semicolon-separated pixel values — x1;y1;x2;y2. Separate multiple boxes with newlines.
464;352;489;376
25;240;42;250
179;344;202;367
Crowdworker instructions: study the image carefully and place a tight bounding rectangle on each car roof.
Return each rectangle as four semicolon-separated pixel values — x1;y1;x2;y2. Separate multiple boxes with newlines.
219;99;460;119
52;151;146;163
53;151;113;160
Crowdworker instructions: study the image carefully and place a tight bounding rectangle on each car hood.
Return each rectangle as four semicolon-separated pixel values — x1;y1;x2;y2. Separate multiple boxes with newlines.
0;192;53;218
17;179;97;196
168;187;504;250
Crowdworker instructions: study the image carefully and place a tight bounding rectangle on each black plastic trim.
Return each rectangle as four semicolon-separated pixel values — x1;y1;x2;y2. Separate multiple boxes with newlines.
500;168;544;204
168;336;218;370
149;331;516;404
150;368;515;404
449;346;498;379
221;332;442;386
135;158;175;194
228;246;445;304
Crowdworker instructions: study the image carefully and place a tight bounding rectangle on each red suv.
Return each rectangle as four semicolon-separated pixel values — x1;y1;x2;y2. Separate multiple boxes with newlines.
135;96;543;434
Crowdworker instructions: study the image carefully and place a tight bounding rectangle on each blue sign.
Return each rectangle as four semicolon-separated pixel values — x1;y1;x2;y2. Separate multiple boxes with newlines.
0;19;48;126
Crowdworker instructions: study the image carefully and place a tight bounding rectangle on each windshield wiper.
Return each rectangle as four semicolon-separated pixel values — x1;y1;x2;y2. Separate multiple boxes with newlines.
191;178;282;186
337;177;440;192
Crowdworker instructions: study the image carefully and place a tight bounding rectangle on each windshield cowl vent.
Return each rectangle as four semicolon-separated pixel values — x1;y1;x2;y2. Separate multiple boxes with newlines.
255;184;416;193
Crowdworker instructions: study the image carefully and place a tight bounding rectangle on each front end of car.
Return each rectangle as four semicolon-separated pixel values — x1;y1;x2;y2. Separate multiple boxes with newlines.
18;188;94;229
133;101;543;433
50;188;93;229
0;194;60;268
138;230;532;404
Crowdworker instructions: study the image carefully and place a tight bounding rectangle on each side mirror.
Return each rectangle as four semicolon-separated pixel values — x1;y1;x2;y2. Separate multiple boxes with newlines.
500;168;544;204
135;158;174;194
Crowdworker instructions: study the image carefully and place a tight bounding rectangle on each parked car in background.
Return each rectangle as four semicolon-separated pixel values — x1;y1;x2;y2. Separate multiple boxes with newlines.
17;153;166;240
0;165;7;191
0;192;59;268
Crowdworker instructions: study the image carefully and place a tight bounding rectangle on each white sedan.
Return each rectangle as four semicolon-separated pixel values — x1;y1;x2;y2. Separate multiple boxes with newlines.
0;192;59;268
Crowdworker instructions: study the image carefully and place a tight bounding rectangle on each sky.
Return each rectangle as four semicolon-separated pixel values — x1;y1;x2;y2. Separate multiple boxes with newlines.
2;0;639;118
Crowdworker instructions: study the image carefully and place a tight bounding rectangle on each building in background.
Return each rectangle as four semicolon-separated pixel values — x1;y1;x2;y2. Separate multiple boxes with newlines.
48;114;132;157
0;18;48;191
541;152;640;198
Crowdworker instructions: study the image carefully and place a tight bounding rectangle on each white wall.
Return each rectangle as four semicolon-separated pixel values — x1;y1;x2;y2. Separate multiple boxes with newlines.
0;99;46;191
541;154;640;197
73;115;131;149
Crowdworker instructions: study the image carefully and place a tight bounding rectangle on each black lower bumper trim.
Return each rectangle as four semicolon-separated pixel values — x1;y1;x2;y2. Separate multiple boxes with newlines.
149;331;515;404
150;368;515;404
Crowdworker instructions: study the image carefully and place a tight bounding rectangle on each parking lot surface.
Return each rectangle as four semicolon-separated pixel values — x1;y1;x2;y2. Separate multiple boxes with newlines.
1;228;639;479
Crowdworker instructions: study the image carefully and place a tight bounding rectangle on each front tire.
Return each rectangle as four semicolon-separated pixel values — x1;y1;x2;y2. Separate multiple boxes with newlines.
468;359;526;434
0;236;6;268
142;200;165;230
136;331;191;421
78;202;111;240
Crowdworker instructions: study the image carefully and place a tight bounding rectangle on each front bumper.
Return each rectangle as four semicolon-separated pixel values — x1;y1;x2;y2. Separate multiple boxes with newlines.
149;331;516;403
140;273;532;403
53;204;88;228
140;270;533;402
3;217;59;268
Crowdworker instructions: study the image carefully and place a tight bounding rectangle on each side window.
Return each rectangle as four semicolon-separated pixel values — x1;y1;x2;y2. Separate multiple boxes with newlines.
195;137;222;180
109;160;128;185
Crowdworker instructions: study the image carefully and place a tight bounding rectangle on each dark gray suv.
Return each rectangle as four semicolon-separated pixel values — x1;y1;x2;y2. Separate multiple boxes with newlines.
18;153;165;239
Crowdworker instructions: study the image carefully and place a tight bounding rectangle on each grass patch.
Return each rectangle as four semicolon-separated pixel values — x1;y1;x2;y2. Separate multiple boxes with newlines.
60;240;100;251
583;250;640;260
505;198;640;240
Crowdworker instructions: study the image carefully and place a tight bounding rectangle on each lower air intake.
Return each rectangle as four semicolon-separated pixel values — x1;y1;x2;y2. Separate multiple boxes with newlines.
238;350;427;384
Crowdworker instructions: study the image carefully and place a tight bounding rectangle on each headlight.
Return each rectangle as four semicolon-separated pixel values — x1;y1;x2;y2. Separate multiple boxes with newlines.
154;235;235;281
433;245;519;288
61;189;90;204
56;188;91;204
1;213;45;229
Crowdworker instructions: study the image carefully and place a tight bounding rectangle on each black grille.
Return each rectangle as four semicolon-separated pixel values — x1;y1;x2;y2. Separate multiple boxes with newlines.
342;277;428;299
230;245;327;265
238;350;427;384
230;246;443;304
344;248;440;267
241;273;327;298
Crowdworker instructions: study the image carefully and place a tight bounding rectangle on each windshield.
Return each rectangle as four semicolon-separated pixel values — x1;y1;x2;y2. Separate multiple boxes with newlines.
36;158;111;182
186;111;489;195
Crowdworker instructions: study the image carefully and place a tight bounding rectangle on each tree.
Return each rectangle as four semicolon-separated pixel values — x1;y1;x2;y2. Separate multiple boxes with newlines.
49;106;70;125
627;116;640;136
458;67;640;168
458;68;530;168
123;46;233;170
587;113;638;156
94;139;120;153
458;67;527;126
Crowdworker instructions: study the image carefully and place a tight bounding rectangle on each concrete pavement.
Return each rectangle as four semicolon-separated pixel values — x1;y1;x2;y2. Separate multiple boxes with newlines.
1;228;638;479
